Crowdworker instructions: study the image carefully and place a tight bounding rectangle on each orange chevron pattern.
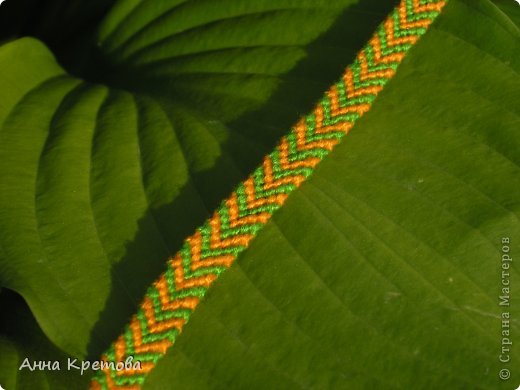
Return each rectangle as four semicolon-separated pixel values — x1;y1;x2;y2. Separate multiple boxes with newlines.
90;0;447;388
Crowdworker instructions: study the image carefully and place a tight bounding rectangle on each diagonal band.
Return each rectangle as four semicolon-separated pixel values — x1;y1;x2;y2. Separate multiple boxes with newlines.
90;0;448;388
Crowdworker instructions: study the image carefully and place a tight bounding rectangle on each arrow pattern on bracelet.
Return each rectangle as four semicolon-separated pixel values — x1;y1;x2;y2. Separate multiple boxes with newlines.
90;0;447;388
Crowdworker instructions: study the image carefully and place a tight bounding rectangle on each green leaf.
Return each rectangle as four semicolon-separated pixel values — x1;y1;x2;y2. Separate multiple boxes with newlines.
0;289;88;389
0;0;394;363
0;0;518;388
492;0;520;27
144;1;520;389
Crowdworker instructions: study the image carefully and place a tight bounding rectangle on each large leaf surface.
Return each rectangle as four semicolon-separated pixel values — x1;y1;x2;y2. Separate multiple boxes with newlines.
143;1;520;388
0;0;519;389
0;0;393;370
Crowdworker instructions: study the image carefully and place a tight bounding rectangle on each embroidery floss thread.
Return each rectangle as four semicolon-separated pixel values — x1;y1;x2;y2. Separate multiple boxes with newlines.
90;0;448;388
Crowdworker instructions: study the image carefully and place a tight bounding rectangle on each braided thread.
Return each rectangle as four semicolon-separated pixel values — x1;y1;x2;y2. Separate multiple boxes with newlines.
90;0;447;388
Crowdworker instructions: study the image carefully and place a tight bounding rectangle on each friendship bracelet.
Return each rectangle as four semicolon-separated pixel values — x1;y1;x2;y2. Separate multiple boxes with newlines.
90;0;448;388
